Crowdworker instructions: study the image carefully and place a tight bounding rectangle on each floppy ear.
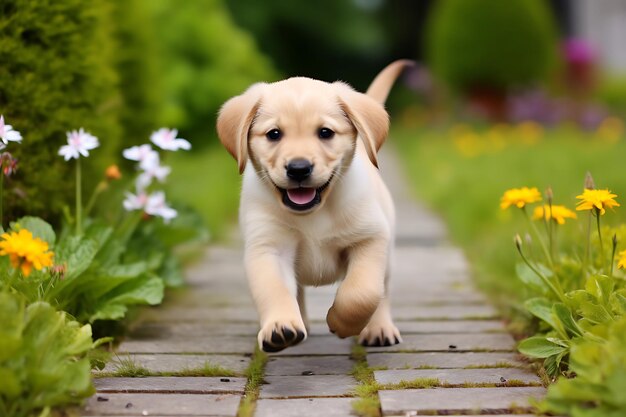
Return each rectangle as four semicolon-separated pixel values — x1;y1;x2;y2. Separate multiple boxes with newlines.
216;84;264;174
336;83;389;168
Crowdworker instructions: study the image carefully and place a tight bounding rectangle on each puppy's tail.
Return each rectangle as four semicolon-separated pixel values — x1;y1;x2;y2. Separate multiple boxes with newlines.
366;59;415;104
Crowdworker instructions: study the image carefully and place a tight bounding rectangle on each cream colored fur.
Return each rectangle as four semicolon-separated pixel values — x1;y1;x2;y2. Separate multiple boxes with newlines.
217;60;413;351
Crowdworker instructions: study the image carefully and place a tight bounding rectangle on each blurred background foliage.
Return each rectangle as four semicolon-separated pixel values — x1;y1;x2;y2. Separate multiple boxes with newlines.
2;0;626;239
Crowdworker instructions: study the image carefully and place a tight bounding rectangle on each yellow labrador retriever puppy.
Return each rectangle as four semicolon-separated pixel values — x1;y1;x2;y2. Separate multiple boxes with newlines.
217;60;412;352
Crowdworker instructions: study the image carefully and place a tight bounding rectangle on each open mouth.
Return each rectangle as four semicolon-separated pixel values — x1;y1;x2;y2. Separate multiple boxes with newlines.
278;176;333;212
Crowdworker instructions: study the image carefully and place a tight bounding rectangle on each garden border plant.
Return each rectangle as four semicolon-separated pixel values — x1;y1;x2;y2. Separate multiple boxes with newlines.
0;115;206;417
501;175;626;416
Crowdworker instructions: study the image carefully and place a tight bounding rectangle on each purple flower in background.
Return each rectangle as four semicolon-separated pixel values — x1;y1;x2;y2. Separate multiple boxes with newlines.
563;38;596;65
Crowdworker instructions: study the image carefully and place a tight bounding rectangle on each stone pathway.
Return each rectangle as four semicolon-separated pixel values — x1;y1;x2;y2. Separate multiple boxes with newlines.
83;149;544;417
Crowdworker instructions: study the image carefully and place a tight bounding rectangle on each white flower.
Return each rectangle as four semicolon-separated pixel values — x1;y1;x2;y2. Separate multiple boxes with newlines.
0;115;23;146
58;128;99;160
123;190;177;223
136;151;171;190
122;144;158;162
145;191;177;223
150;128;191;151
123;190;149;211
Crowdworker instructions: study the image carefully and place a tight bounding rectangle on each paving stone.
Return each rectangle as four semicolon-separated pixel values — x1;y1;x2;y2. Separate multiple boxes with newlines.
392;291;487;305
97;354;250;375
94;377;246;394
365;333;516;353
367;352;524;369
138;306;258;323
259;375;356;398
396;320;504;334
117;336;255;354
255;398;356;417
83;393;240;416
392;305;499;320
265;355;354;376
269;335;353;356
162;288;253;307
128;322;259;338
374;368;541;386
379;387;545;415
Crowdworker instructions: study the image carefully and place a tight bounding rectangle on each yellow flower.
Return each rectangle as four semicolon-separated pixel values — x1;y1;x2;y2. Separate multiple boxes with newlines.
618;250;626;270
575;189;620;215
500;187;542;210
532;205;577;225
0;229;54;276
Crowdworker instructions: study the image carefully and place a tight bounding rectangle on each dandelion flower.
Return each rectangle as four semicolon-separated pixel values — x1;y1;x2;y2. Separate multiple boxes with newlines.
58;128;99;160
150;128;191;151
618;250;626;269
532;205;577;225
500;187;542;210
0;229;54;276
0;115;23;147
576;189;620;215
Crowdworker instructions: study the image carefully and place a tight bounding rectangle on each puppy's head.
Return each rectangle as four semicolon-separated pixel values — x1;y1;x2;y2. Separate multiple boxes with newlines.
217;78;388;213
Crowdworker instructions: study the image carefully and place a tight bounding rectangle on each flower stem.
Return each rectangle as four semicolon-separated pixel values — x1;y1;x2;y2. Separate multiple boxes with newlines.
522;208;553;268
0;172;3;230
582;211;592;281
76;158;82;235
516;241;565;302
596;210;605;272
84;180;107;218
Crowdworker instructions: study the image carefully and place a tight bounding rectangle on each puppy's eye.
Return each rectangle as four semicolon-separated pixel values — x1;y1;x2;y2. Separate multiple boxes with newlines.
318;127;335;140
266;129;282;141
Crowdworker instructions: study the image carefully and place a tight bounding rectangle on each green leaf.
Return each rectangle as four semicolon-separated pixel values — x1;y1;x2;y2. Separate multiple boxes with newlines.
56;236;99;280
518;335;567;358
552;303;583;338
525;297;558;329
515;262;552;292
0;368;21;397
585;275;614;305
11;216;56;245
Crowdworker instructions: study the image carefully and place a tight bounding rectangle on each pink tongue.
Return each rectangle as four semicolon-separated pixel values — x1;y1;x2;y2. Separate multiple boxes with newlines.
287;188;316;205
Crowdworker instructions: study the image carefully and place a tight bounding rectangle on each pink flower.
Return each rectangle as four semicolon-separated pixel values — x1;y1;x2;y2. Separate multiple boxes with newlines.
122;144;158;163
58;128;99;160
150;128;191;151
0;115;23;148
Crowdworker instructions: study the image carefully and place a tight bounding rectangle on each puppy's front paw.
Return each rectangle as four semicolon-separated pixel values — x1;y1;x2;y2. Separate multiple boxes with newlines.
326;303;373;338
358;320;402;347
258;321;307;353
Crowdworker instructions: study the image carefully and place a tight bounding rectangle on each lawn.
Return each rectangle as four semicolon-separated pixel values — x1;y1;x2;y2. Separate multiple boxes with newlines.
166;144;242;241
392;121;626;328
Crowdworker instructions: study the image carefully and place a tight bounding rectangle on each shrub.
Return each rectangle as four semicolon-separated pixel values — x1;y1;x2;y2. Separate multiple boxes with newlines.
425;0;559;95
0;292;95;417
146;0;277;147
0;0;121;224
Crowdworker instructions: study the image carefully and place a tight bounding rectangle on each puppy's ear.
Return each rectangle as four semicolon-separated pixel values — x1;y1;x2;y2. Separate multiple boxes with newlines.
335;83;389;168
217;84;264;174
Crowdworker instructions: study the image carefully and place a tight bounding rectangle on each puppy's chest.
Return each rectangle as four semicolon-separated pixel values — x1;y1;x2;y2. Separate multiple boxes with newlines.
295;237;349;286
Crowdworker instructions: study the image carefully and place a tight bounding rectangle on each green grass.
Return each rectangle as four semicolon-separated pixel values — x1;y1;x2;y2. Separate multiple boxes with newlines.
95;356;240;378
166;144;241;241
393;123;626;330
238;347;268;417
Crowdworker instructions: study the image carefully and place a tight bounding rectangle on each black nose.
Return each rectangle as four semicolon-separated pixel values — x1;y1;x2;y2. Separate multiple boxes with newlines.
286;159;313;181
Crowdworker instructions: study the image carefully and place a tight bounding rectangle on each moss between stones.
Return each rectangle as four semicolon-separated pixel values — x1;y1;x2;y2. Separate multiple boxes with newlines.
237;347;268;417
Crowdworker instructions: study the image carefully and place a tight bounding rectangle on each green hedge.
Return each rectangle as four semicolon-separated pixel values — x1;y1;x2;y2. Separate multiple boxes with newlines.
0;0;121;224
147;0;277;147
425;0;559;94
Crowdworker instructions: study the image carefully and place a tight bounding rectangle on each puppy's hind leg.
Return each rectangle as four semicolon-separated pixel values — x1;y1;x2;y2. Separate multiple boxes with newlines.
358;296;402;346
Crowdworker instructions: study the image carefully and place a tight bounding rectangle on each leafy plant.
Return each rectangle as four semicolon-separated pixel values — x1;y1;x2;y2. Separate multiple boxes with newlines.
502;179;626;415
0;292;96;417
